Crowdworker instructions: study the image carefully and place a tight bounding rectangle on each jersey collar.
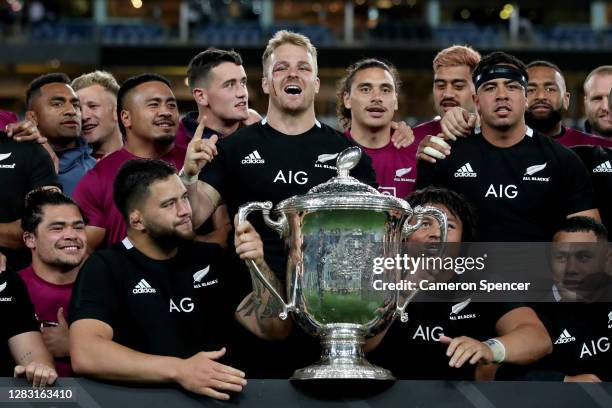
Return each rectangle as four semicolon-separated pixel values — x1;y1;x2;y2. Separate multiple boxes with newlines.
474;126;534;137
261;117;322;128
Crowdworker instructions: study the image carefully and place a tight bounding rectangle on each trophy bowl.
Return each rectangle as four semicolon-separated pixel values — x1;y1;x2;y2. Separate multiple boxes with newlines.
238;147;447;381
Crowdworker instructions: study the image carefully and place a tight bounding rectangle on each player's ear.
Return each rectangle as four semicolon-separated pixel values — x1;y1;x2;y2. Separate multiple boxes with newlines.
129;210;145;231
343;91;351;110
23;231;36;250
262;76;270;95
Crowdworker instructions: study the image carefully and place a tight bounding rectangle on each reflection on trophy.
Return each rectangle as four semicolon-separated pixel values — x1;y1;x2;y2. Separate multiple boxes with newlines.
238;147;447;380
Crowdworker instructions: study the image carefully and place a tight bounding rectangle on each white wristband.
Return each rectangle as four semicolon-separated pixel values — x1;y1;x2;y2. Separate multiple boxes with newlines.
179;168;199;186
483;338;506;363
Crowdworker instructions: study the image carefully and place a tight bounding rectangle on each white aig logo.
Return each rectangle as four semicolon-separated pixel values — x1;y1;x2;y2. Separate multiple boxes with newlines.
485;184;518;199
412;325;443;342
273;170;308;185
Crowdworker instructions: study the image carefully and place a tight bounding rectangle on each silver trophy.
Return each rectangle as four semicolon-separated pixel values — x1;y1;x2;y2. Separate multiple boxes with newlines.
238;147;447;380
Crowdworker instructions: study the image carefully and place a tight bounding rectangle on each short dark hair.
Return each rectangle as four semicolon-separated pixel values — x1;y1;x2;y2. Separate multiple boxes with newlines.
26;73;72;109
472;51;528;92
336;58;401;129
554;216;608;242
407;186;478;242
113;159;177;222
526;60;563;77
22;188;84;233
116;73;172;136
186;48;243;90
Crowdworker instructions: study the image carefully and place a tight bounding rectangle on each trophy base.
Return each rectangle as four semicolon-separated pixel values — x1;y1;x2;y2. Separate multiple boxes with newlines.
291;323;395;381
291;359;395;380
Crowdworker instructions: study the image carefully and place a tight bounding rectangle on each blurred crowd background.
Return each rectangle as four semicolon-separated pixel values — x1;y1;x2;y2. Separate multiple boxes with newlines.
0;0;611;129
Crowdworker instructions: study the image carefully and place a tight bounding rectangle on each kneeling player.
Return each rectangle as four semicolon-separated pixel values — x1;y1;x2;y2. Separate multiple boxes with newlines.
69;159;290;400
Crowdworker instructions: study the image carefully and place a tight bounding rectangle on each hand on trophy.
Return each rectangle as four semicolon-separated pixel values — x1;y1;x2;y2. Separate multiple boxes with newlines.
234;215;264;263
182;116;218;180
440;335;495;368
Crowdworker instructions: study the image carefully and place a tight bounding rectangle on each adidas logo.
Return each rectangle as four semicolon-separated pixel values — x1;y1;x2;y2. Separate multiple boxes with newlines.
454;163;477;178
132;279;157;294
593;160;612;173
554;329;576;344
241;150;265;164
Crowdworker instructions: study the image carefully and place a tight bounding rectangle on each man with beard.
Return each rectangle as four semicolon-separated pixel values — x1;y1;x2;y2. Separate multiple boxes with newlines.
69;159;289;400
415;52;599;241
71;71;123;159
424;61;612;158
526;61;612;147
73;74;185;253
337;58;417;197
17;188;87;377
583;66;612;138
25;73;95;196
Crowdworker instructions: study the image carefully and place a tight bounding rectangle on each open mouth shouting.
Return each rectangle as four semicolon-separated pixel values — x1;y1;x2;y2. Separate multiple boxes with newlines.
284;84;303;96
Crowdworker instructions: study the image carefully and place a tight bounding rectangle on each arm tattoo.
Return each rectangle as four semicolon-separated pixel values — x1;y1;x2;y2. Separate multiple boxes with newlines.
238;261;284;334
18;351;33;364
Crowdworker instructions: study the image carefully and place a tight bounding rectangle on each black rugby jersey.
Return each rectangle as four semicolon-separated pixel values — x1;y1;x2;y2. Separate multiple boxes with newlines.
416;128;594;241
69;239;249;361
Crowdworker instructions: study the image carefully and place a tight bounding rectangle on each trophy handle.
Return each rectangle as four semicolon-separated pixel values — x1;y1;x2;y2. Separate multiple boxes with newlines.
401;205;448;241
396;205;448;322
238;202;294;320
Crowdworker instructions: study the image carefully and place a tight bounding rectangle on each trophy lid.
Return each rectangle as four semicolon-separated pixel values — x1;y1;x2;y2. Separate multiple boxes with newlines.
274;146;412;213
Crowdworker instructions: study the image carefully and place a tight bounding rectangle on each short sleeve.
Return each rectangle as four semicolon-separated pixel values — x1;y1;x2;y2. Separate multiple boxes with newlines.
69;253;119;326
561;149;595;215
1;271;39;339
28;143;58;189
73;170;106;229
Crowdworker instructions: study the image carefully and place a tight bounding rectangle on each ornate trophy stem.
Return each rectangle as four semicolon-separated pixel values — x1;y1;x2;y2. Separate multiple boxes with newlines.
291;324;395;380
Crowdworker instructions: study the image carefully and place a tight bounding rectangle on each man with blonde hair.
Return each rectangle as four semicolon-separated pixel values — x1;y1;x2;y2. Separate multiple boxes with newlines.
180;31;376;377
583;66;612;138
181;30;375;279
72;71;123;159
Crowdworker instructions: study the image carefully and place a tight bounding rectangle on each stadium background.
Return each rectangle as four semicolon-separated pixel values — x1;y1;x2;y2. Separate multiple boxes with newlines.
0;0;610;129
